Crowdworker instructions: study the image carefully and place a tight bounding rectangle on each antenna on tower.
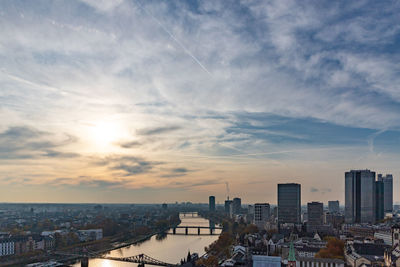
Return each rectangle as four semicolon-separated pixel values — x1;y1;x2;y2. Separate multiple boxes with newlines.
225;182;230;200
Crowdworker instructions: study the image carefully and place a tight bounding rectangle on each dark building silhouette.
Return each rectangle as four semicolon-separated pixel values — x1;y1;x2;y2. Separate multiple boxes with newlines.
232;197;241;215
378;174;393;212
278;183;301;225
328;200;340;213
375;180;384;222
209;196;215;212
224;200;232;215
345;170;376;224
307;202;323;233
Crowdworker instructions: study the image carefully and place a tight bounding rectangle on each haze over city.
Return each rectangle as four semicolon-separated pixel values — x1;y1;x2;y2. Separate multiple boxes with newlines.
1;0;400;203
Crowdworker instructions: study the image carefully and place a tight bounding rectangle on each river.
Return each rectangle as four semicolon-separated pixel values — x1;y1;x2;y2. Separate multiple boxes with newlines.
72;212;221;267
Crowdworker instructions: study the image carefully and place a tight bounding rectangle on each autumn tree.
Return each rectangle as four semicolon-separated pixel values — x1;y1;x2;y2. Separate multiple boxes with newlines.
315;237;344;259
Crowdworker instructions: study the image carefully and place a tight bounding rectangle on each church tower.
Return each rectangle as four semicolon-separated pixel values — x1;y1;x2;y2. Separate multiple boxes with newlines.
287;242;297;267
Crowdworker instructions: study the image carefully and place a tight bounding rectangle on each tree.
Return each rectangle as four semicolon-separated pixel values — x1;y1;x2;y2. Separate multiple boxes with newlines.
315;237;344;259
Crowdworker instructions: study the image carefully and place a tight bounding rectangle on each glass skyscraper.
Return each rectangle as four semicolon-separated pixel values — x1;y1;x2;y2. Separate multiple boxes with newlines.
345;170;376;224
378;174;393;212
277;183;301;225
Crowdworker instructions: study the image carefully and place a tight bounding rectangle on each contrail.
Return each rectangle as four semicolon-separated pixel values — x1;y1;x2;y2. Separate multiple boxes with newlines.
135;1;211;76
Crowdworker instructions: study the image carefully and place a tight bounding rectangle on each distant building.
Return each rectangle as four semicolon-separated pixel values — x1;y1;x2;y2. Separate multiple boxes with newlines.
378;174;393;212
278;183;301;225
209;196;215;212
247;205;254;223
375;180;385;222
345;170;376;224
225;200;233;216
162;203;168;210
307;202;323;233
254;203;270;230
77;229;103;242
328;200;340;213
0;239;15;257
233;198;241;215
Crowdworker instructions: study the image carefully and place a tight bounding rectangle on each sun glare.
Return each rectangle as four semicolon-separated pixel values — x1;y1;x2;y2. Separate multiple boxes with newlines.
88;120;126;151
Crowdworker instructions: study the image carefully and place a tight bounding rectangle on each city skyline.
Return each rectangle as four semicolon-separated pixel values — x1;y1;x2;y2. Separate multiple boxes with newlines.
1;0;400;203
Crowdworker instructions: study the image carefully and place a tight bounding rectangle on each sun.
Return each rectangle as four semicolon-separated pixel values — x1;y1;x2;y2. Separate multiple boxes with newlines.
88;120;125;151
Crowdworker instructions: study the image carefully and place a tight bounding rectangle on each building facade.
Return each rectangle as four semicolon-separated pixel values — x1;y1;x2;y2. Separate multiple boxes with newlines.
345;170;376;224
0;239;14;257
254;203;270;229
378;174;393;212
307;202;323;233
328;200;340;213
209;196;215;212
278;183;301;225
375;180;385;222
233;198;241;215
225;200;233;216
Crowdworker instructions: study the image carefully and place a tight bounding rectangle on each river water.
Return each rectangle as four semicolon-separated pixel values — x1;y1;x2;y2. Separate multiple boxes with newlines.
72;213;221;267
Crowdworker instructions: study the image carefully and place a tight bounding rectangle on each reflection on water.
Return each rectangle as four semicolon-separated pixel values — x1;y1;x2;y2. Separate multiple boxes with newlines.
72;212;221;267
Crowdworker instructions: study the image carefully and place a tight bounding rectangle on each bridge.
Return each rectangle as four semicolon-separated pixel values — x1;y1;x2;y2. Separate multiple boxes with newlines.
98;253;178;267
171;225;223;235
54;251;178;267
180;212;199;217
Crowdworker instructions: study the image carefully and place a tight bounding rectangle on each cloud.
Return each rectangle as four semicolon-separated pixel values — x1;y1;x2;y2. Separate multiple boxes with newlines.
94;155;162;176
310;187;332;194
0;126;79;159
160;167;192;178
118;141;142;148
136;126;182;136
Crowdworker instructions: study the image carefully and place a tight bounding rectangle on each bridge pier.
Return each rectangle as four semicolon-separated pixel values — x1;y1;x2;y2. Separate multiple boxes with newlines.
81;257;89;267
173;228;176;234
138;263;145;267
198;227;200;235
185;227;188;235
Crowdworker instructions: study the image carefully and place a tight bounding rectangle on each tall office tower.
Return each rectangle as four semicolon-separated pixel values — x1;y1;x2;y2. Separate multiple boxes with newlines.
254;203;270;229
232;198;242;215
378;174;393;212
209;196;215;212
307;202;323;233
375;181;384;222
278;183;301;225
328;200;340;213
345;170;376;224
224;200;232;215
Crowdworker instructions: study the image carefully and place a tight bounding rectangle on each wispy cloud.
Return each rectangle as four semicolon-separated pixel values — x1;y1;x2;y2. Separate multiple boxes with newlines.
1;0;400;202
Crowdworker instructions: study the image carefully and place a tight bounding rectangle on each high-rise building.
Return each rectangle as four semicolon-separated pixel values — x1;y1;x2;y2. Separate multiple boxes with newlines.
224;200;232;215
254;203;270;229
378;174;393;212
345;170;376;224
328;200;340;213
233;198;242;215
375;180;384;222
308;202;323;225
278;183;301;225
209;196;215;212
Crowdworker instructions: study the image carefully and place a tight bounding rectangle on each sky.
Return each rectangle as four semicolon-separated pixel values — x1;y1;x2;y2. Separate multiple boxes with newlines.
0;0;400;204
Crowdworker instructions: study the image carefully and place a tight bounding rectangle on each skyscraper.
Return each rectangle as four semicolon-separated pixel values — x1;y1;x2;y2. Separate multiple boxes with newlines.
345;170;376;223
278;183;301;225
307;202;323;233
209;196;215;212
375;180;384;222
328;200;340;213
232;197;241;215
254;203;270;229
378;174;393;212
224;200;232;215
